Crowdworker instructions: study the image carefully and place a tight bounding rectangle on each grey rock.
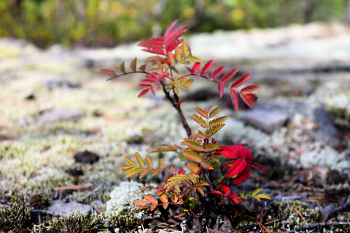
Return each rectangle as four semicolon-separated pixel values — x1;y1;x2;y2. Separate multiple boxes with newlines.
255;100;310;119
48;200;91;216
35;108;86;125
240;109;288;134
312;107;340;145
45;79;81;90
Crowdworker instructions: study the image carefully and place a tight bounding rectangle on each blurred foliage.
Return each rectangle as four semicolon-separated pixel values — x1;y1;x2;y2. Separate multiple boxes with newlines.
0;0;348;48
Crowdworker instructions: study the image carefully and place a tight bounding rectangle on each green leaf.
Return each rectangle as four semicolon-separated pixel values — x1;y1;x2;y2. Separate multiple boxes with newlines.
191;114;206;126
209;107;221;118
213;175;226;186
119;61;126;73
181;141;204;151
187;163;200;173
130;58;137;71
179;77;187;86
139;167;153;179
209;116;229;128
184;79;193;87
179;153;186;162
206;124;225;137
187;56;203;63
197;131;206;139
203;143;220;151
125;157;136;167
145;155;153;169
256;193;271;200
135;152;144;167
126;167;143;178
182;42;189;57
252;188;264;197
183;150;202;163
195;107;207;118
149;145;176;153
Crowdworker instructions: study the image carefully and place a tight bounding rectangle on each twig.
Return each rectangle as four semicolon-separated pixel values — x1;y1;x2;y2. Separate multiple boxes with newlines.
79;183;104;201
294;207;307;225
282;222;350;233
322;195;350;222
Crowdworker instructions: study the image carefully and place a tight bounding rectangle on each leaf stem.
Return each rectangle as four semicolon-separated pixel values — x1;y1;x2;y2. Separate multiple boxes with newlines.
160;82;192;138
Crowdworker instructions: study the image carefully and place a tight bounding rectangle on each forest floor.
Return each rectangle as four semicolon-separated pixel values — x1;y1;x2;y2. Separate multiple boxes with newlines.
0;23;350;232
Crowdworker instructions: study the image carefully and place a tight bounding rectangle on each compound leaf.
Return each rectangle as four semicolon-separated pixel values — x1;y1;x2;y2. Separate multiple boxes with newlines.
182;141;204;151
125;157;136;167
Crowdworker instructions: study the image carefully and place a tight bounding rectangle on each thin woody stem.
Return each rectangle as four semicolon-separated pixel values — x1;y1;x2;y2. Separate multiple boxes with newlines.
160;82;192;138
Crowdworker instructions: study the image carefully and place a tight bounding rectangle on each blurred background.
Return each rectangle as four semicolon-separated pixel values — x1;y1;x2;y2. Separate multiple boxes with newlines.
1;0;349;48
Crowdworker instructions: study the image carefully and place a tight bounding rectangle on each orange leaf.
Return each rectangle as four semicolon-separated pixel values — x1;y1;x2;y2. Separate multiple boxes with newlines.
144;195;158;204
134;200;148;206
150;203;158;211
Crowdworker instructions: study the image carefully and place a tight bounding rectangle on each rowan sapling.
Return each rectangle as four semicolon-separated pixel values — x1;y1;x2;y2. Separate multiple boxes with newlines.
98;20;270;213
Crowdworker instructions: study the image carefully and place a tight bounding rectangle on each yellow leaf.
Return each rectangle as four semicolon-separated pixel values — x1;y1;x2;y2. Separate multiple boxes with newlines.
145;155;153;169
126;167;143;178
158;158;164;170
168;52;175;65
182;42;189;57
139;167;153;179
175;47;181;60
184;79;193;87
187;163;200;173
209;107;221;118
183;150;202;163
181;141;204;151
173;76;179;87
135;152;144;167
158;192;168;203
209;116;229;128
125;157;135;167
152;167;162;176
119;61;126;73
196;107;207;118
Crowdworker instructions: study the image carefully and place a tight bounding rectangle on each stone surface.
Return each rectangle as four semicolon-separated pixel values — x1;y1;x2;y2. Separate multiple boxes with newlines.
239;109;288;134
35;108;86;125
312;107;340;145
48;200;91;215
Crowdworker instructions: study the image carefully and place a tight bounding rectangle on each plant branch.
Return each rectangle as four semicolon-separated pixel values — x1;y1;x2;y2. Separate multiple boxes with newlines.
106;71;155;81
160;82;192;138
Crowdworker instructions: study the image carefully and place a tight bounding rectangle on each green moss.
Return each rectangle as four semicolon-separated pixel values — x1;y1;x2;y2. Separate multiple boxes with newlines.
0;193;32;232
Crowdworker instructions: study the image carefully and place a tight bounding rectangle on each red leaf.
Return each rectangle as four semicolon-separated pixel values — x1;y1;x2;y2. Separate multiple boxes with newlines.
142;48;165;55
228;146;253;163
219;184;230;196
140;79;156;83
138;37;164;49
164;20;180;38
211;66;226;81
229;192;242;204
97;69;114;74
231;73;251;88
217;82;225;98
165;25;188;47
241;85;259;93
138;89;150;98
226;158;247;177
166;39;183;53
210;190;224;196
230;89;239;111
218;146;239;159
185;66;194;74
138;84;152;87
192;62;201;73
150;86;155;96
250;162;267;172
178;169;187;174
245;93;258;104
233;165;251;185
145;75;158;80
240;93;253;108
221;68;239;84
201;60;214;75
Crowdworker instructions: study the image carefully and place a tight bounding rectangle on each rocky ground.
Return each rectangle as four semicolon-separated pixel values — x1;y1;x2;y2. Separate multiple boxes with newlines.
0;23;350;232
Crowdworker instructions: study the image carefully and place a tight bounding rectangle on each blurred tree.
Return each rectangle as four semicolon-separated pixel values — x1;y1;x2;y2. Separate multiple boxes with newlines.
303;0;314;24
